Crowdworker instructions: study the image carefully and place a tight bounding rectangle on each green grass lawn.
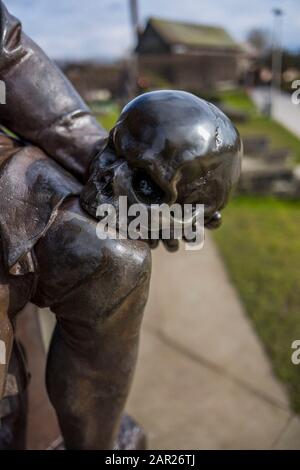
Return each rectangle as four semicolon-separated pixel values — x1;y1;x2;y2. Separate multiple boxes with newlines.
214;196;300;412
218;88;257;114
90;101;120;131
214;90;300;411
98;107;119;131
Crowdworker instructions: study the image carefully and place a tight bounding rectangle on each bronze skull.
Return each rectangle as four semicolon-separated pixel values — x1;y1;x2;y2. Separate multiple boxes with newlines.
80;90;242;245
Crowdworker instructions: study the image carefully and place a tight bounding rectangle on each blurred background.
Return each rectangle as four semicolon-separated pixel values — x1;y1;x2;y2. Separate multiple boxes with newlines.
7;0;300;449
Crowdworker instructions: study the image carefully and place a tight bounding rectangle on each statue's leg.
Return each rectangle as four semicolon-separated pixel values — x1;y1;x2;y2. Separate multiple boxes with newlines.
0;259;34;450
33;197;151;450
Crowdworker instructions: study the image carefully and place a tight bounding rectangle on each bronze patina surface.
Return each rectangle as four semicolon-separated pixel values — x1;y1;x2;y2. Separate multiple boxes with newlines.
0;1;241;449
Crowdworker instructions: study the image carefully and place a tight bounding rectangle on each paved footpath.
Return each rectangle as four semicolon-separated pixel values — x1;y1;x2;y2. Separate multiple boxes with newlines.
127;234;300;449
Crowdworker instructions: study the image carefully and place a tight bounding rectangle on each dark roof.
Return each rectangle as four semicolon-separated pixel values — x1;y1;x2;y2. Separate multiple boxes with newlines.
148;17;239;51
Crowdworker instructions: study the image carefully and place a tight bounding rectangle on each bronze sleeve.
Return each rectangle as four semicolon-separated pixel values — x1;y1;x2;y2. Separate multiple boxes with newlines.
0;1;107;180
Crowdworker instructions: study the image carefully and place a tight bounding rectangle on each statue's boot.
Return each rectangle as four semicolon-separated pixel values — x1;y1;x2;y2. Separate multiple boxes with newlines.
115;414;147;450
48;414;147;450
0;340;29;450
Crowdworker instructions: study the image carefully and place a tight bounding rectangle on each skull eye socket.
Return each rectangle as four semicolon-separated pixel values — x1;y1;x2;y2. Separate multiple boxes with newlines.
132;169;165;205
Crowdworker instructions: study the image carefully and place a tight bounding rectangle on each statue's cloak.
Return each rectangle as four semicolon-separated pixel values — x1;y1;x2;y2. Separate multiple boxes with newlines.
0;133;82;273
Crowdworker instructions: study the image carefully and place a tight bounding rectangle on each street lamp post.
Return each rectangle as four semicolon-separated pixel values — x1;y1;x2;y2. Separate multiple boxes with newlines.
129;0;140;43
270;7;284;117
127;0;140;99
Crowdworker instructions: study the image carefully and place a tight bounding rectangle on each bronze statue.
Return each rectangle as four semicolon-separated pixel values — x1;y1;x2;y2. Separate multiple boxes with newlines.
0;1;242;449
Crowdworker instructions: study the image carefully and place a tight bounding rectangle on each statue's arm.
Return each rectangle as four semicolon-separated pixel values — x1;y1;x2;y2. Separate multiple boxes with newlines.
0;1;107;180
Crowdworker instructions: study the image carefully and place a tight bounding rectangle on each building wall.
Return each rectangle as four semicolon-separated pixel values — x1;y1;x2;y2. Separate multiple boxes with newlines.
61;62;124;99
138;52;240;93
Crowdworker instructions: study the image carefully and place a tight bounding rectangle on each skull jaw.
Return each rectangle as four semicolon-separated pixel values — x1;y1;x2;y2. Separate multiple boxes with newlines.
80;156;219;253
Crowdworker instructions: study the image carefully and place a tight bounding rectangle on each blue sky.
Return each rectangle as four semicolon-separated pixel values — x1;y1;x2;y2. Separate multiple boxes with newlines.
5;0;299;60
